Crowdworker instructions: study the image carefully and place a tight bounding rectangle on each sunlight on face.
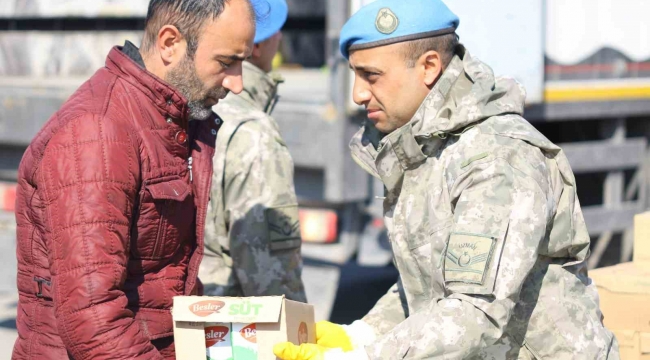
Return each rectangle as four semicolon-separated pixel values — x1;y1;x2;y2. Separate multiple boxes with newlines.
349;43;432;134
166;0;255;120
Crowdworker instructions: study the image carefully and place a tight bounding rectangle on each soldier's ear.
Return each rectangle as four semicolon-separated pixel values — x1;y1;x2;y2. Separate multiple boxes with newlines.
422;50;443;87
251;43;263;59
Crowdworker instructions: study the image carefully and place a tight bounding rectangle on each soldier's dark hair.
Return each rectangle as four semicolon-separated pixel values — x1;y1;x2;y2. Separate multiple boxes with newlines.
141;0;255;58
403;32;459;68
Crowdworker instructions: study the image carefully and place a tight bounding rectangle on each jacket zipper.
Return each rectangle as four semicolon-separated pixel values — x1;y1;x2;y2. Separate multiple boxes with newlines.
188;156;193;183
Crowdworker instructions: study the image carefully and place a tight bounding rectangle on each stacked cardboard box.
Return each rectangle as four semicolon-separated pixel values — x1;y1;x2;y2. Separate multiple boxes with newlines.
590;212;650;359
173;296;315;360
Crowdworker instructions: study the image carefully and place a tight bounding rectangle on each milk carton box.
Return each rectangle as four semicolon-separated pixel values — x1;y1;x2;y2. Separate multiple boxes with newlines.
205;323;233;360
231;323;258;360
173;296;315;360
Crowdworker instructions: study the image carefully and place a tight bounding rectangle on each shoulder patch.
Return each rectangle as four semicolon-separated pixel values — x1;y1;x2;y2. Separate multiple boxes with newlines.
266;205;301;251
444;232;496;285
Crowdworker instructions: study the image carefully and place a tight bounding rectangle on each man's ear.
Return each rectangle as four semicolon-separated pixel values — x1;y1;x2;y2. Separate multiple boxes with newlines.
421;50;443;87
156;25;186;65
251;43;262;59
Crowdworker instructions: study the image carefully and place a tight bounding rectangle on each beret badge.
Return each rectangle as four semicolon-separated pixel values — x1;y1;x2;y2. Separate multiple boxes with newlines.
375;7;399;34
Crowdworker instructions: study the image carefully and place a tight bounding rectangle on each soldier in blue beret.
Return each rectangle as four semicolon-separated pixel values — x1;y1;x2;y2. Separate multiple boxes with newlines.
274;0;620;359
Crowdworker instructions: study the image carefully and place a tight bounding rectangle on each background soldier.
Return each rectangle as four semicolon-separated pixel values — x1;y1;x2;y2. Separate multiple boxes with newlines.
201;0;307;302
274;0;620;359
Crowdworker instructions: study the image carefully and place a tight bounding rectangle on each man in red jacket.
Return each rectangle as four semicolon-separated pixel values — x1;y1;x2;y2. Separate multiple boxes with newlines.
12;0;255;359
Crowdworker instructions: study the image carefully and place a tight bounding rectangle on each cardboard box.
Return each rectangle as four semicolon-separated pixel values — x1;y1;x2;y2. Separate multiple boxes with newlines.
590;263;650;332
634;212;650;267
173;296;315;360
612;330;650;360
589;212;650;359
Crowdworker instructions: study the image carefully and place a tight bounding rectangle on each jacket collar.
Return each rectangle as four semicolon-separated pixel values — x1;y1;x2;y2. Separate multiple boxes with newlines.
238;62;283;114
106;46;191;128
350;45;528;194
121;41;146;69
349;51;465;192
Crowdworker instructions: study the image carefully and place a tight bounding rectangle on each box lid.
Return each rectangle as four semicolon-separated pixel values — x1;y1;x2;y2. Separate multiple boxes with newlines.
635;212;650;265
612;330;650;354
590;262;650;295
172;296;284;323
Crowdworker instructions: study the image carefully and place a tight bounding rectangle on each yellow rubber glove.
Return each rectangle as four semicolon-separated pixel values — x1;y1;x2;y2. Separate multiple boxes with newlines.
315;321;353;352
273;342;331;360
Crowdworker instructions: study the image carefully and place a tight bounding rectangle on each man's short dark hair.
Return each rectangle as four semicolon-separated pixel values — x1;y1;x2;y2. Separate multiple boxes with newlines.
141;0;254;57
403;32;459;68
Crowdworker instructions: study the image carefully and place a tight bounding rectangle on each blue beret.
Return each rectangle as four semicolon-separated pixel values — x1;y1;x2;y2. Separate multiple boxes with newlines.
252;0;288;44
339;0;459;59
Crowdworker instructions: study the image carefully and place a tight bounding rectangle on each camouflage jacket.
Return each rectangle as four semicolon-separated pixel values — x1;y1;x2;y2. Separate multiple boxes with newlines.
350;46;619;359
201;61;307;302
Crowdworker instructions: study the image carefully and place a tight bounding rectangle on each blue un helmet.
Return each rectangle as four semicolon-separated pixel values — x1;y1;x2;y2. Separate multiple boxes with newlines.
251;0;289;44
339;0;459;59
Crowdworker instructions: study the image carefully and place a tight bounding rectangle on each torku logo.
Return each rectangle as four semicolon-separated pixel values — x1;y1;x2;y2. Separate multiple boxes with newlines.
298;322;308;345
240;323;257;344
205;326;230;347
190;300;226;317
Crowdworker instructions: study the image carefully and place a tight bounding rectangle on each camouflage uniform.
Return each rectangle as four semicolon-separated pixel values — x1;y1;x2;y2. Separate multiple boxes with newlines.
350;46;620;359
201;61;307;302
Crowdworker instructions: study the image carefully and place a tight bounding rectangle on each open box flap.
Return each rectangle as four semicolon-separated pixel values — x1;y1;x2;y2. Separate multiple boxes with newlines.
173;296;284;323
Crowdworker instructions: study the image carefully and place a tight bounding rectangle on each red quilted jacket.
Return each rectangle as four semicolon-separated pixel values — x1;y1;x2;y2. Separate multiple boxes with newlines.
12;46;220;359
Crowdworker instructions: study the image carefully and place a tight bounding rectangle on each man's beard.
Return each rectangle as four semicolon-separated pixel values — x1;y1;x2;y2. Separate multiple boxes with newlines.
165;54;228;121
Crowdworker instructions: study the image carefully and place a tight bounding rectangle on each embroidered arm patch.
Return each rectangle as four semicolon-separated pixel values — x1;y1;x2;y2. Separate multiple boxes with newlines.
444;232;497;285
266;205;301;251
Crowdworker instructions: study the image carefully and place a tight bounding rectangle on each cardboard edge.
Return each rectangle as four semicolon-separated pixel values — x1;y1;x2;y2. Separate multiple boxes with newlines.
283;299;316;346
172;295;285;323
257;299;288;360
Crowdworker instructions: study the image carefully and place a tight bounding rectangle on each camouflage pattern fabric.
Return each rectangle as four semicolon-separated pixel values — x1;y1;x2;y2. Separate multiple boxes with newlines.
360;283;406;338
350;45;620;359
201;61;307;302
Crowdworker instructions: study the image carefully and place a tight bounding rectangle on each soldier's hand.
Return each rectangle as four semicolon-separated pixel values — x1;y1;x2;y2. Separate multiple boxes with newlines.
272;321;353;360
273;342;330;360
315;321;353;351
273;342;369;360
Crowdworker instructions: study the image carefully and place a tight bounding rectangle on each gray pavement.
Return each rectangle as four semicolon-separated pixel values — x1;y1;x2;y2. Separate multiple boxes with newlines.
0;294;17;359
0;210;17;358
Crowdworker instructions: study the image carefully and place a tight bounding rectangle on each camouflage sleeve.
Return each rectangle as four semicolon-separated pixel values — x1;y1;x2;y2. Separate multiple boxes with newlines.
223;121;307;302
366;156;550;359
361;282;407;337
